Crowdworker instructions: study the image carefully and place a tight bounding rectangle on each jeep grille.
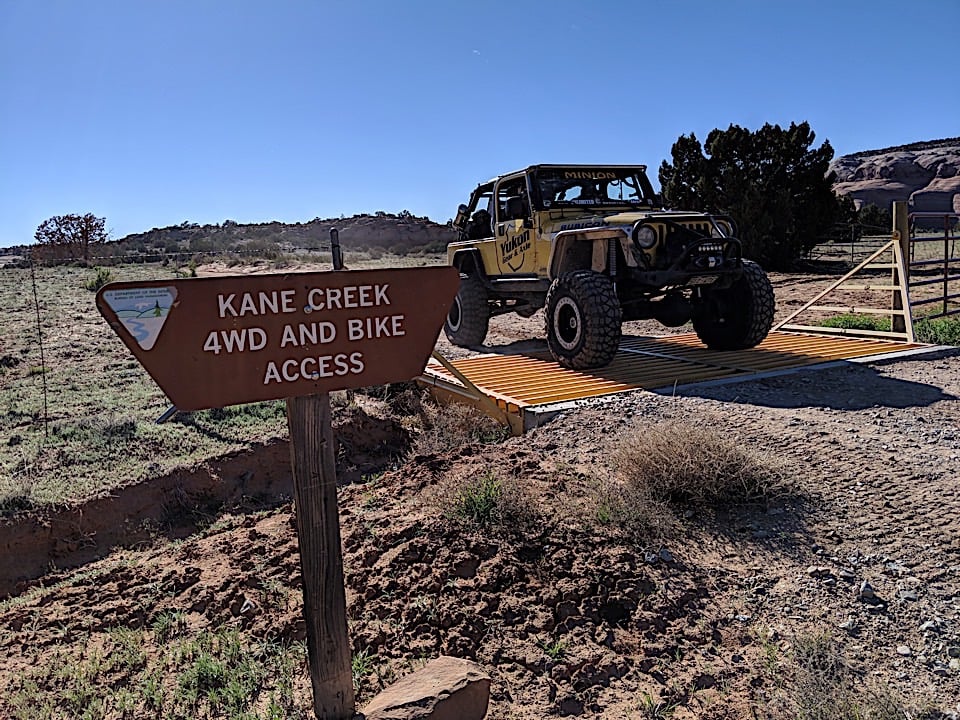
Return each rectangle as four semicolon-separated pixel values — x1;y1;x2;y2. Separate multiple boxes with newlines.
645;221;714;246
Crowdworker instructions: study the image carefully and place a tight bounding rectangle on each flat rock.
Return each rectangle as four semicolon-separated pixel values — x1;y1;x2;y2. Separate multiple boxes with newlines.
362;656;491;720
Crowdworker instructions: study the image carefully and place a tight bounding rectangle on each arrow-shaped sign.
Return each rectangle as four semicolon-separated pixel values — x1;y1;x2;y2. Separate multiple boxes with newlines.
96;266;460;411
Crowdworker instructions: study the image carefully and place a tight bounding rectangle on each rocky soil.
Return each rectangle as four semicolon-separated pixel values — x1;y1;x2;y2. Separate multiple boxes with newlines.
1;273;959;718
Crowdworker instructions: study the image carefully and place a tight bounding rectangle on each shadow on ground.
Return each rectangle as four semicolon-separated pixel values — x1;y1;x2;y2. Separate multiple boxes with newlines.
681;349;958;410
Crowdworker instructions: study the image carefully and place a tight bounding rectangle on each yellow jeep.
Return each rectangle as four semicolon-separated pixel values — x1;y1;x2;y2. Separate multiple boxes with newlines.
444;164;774;369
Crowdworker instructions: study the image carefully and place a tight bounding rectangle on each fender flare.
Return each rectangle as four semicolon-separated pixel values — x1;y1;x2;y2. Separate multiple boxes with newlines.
547;228;633;280
450;248;487;278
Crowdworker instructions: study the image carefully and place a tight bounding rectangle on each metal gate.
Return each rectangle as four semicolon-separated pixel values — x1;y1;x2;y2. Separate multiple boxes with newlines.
908;211;960;320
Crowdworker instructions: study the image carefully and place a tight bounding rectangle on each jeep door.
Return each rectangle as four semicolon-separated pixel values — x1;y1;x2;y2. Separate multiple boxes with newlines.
493;174;537;275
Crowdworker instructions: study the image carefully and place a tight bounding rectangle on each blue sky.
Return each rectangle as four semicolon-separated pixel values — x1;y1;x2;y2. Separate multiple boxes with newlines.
1;0;958;246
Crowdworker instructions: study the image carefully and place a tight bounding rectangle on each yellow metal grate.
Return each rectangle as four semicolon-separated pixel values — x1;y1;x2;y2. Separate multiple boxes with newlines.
420;331;926;420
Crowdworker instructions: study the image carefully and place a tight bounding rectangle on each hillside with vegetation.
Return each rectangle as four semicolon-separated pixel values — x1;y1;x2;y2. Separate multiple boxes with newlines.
118;211;454;261
1;211;455;266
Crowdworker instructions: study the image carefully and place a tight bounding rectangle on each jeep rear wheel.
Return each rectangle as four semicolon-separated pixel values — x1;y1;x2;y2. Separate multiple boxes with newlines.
692;260;775;350
545;271;622;369
444;274;490;347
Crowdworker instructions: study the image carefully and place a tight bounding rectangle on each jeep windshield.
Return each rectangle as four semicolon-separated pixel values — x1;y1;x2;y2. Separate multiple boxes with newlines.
531;167;657;211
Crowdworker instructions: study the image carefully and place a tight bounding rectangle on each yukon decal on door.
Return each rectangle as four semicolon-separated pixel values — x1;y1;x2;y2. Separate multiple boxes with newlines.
498;229;532;272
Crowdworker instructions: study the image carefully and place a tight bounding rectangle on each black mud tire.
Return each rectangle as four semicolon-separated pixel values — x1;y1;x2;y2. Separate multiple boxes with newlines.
545;270;622;369
444;273;490;347
692;260;775;350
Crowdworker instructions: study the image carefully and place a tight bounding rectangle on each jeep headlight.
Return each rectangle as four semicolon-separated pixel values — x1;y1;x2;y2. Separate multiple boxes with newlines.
633;224;657;249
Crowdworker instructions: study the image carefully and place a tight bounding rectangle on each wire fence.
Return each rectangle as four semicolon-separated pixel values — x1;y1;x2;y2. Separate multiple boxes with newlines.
806;235;892;264
908;212;960;320
806;217;959;267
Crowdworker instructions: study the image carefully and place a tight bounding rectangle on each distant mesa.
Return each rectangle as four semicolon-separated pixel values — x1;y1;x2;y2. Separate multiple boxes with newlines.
831;137;960;219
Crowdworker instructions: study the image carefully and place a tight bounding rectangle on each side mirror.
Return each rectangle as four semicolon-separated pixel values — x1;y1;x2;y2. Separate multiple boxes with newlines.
453;203;469;229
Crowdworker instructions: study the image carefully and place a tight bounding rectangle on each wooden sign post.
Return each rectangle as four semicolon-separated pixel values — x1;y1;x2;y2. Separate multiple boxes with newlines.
287;393;353;716
97;267;459;719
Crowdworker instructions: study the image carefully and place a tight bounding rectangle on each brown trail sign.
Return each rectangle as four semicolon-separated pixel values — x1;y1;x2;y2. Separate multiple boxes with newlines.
96;266;460;411
98;266;459;719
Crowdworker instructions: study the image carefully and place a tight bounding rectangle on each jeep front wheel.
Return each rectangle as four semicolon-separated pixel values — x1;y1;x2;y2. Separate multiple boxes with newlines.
692;259;775;350
545;271;622;369
444;274;490;347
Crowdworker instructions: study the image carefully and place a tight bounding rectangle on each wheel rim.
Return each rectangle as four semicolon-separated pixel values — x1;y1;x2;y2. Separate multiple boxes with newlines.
448;297;463;331
553;297;582;351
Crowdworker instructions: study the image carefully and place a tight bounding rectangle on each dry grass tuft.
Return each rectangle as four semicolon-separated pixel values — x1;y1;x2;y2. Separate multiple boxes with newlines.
768;631;916;720
384;384;426;417
410;400;509;456
613;418;784;505
593;477;673;542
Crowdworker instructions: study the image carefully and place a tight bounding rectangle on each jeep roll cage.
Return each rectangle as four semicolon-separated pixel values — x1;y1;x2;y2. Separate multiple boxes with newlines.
453;165;661;238
529;165;658;211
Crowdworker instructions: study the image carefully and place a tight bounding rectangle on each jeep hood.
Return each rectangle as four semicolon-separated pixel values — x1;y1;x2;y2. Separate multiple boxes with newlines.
607;210;716;224
548;209;710;232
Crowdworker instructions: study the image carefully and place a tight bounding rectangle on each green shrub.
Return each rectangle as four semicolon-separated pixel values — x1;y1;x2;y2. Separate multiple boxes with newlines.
351;648;375;691
151;610;187;644
439;470;538;531
817;312;960;345
453;472;501;525
915;315;960;345
818;314;891;332
84;266;114;292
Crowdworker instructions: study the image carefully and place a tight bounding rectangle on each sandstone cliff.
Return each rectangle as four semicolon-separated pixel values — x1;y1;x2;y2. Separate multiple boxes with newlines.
831;138;960;216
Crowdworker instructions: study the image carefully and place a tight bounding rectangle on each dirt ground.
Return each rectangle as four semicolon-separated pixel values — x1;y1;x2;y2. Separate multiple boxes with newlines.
1;270;958;718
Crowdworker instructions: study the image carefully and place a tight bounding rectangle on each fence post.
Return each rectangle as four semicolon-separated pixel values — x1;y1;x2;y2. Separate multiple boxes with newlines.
891;201;910;335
